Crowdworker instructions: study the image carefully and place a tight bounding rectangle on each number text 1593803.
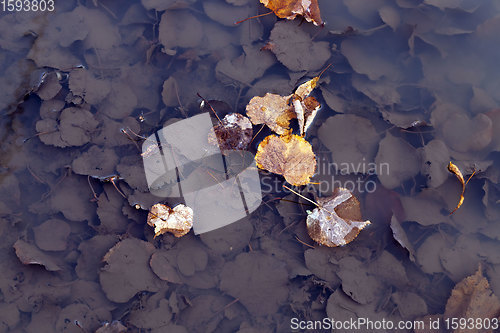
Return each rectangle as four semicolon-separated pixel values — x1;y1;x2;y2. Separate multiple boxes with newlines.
1;0;54;12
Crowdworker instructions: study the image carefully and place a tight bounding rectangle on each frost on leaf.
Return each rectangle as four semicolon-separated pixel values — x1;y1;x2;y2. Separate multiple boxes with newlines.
147;203;193;238
255;133;316;186
260;0;323;26
306;188;371;247
208;113;253;152
246;93;295;135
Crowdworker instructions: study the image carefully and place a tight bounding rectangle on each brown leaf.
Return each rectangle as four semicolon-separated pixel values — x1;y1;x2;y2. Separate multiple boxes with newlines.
255;133;316;185
268;21;330;72
306;188;371;247
99;238;162;303
444;264;500;331
147;203;193;237
208;113;253;152
13;240;61;271
220;252;289;316
260;0;323;26
246;92;295;135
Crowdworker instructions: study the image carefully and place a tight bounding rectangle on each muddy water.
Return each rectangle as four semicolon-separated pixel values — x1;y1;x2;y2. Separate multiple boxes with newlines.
1;0;500;332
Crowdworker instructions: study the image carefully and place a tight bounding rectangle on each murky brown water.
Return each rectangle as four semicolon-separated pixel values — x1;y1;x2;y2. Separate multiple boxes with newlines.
1;0;500;332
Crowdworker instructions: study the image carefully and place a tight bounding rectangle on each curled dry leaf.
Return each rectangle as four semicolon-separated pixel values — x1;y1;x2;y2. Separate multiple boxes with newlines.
447;161;476;215
246;93;294;135
260;0;323;26
294;76;319;100
306;188;371;247
147;203;193;238
255;133;316;186
293;77;321;135
208;113;253;151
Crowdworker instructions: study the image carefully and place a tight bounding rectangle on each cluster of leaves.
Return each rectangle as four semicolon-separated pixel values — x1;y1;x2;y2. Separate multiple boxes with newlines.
2;0;500;331
247;76;321;185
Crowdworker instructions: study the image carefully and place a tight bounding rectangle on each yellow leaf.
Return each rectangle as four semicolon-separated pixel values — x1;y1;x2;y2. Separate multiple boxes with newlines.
260;0;323;26
255;133;316;185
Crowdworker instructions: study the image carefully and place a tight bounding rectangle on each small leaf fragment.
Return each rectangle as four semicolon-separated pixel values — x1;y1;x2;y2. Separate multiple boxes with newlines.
306;188;371;247
147;203;193;237
294;76;319;100
255;133;316;185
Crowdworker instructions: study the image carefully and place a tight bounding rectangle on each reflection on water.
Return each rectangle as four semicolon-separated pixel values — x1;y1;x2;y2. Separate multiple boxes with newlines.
1;0;500;331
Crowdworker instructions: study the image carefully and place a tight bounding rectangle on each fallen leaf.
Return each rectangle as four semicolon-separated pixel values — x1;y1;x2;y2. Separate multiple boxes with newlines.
306;187;371;247
208;113;253;152
293;77;322;135
300;96;321;134
35;72;62;101
441;113;492;153
76;235;119;281
72;145;118;178
318;114;379;173
35;107;99;148
215;44;276;86
255;133;316;185
337;256;382;304
69;68;110;105
246;93;295;135
33;219;71;252
390;215;416;262
391;291;428;319
294;76;320;100
203;1;252;26
220;252;289;316
418;140;451;188
158;10;202;50
260;0;323;26
99;238;162;303
374;132;420;189
448;161;476;215
444;264;500;330
268;21;330;72
13;240;61;271
149;251;183;284
147;203;193;237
